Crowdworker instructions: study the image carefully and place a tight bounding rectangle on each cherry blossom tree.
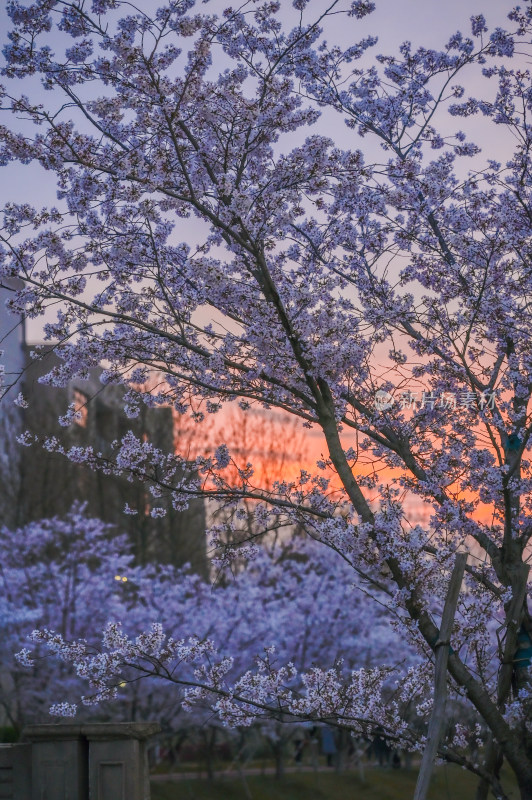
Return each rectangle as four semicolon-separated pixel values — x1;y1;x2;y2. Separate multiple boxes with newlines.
1;1;532;797
2;509;403;761
0;505;208;731
0;506;133;726
0;506;210;734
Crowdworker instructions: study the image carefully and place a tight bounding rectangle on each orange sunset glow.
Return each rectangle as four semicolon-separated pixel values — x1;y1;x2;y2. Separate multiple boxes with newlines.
171;397;498;529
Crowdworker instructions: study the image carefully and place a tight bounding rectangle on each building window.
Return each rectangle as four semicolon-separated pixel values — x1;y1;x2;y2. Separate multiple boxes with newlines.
72;388;88;427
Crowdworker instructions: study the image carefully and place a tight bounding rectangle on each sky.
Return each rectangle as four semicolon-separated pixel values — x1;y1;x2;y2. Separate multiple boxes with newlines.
0;0;523;525
0;0;520;343
0;0;517;210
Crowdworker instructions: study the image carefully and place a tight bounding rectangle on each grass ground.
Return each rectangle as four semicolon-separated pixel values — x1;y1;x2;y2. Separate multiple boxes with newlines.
151;764;519;800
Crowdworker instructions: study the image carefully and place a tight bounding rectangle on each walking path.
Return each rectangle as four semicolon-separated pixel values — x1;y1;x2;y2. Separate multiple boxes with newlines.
151;762;402;782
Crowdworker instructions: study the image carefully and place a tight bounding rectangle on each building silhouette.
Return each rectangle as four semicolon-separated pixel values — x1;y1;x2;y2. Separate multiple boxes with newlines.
0;286;207;576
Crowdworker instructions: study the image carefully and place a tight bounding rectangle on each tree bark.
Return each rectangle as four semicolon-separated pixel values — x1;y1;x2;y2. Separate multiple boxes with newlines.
271;740;285;780
414;552;467;800
476;563;531;800
202;726;217;781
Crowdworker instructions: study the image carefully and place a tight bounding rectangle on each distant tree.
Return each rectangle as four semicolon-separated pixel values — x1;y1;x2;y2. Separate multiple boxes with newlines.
0;505;210;728
2;2;532;797
210;407;311;558
2;509;402;739
0;506;130;726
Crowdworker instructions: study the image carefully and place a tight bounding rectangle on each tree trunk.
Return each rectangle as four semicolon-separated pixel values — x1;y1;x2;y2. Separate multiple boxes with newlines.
517;777;532;800
335;728;348;773
475;737;503;800
272;742;285;780
202;726;217;781
475;564;532;799
414;552;467;800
